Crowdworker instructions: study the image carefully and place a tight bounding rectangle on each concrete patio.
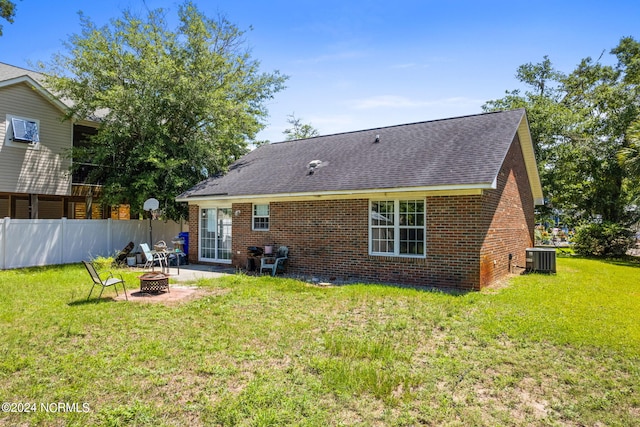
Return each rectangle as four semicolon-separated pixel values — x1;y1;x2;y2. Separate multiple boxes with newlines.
163;263;236;282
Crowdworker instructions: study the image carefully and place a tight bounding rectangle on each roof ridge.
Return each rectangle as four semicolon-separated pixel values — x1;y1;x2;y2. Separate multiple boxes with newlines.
0;61;43;75
269;108;524;145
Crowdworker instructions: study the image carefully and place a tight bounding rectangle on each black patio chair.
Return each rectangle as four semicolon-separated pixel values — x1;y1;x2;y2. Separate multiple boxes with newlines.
83;260;128;301
260;246;289;276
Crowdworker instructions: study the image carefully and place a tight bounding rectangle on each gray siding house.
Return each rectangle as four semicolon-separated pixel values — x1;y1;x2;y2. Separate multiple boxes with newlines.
0;62;109;219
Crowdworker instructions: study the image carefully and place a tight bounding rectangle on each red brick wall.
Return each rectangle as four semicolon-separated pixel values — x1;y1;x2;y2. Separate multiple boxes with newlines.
478;134;535;288
232;199;369;280
425;195;484;289
187;204;199;264
187;136;535;291
229;197;485;290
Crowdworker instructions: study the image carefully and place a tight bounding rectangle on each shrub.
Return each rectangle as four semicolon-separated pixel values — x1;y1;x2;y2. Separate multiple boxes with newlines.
572;222;634;257
92;255;116;270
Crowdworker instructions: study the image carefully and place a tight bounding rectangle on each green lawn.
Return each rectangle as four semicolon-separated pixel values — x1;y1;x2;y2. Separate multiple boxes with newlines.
0;255;638;426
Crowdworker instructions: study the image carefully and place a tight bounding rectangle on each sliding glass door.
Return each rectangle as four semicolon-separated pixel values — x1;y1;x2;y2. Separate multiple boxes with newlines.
200;207;232;263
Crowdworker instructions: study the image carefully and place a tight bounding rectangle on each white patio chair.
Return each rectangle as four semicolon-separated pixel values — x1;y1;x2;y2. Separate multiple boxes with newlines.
140;243;166;271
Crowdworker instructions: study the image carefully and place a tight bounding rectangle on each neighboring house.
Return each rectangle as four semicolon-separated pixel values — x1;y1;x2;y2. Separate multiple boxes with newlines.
177;109;543;290
0;62;126;219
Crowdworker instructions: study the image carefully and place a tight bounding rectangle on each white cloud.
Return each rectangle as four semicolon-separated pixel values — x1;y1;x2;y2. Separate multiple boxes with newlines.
390;62;430;70
293;50;368;65
347;95;484;110
391;63;418;69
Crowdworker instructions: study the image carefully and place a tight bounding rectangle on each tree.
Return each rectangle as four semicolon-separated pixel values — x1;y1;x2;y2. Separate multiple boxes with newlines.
483;56;583;221
484;38;640;225
41;1;287;220
615;38;640;205
0;0;17;35
618;119;640;176
559;47;639;224
283;113;319;140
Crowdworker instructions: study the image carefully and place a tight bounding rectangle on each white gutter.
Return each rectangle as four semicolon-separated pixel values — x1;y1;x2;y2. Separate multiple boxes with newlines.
176;182;495;203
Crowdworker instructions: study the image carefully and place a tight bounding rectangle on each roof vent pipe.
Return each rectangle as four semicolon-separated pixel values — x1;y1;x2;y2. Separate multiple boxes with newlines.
308;159;322;175
374;134;380;143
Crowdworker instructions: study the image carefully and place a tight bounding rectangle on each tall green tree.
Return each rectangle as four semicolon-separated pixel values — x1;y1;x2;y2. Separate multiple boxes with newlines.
619;120;640;176
0;0;17;35
562;38;640;223
41;1;287;219
483;56;582;221
615;38;640;210
283;113;320;140
485;38;640;225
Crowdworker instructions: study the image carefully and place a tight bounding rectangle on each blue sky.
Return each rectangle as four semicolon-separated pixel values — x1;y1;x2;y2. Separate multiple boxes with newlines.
1;0;639;142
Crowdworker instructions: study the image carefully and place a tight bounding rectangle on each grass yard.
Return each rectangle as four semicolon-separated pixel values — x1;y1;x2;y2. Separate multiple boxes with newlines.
0;254;638;426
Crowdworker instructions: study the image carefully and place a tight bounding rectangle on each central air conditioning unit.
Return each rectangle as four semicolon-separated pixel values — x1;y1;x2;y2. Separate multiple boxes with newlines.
525;248;556;273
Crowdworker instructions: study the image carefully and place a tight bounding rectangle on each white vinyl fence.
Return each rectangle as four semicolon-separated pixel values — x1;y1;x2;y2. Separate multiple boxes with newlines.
0;217;187;270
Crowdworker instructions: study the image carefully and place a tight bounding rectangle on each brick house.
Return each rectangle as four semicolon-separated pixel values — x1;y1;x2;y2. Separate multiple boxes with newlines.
177;109;543;290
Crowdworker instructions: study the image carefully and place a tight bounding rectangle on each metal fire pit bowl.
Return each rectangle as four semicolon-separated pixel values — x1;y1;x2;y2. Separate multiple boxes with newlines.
138;273;169;293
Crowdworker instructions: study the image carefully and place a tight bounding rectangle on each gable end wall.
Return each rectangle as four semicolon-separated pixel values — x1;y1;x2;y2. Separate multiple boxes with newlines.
0;83;72;196
478;133;535;287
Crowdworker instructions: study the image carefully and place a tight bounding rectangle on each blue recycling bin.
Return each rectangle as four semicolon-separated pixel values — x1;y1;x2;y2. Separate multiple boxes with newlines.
178;232;189;259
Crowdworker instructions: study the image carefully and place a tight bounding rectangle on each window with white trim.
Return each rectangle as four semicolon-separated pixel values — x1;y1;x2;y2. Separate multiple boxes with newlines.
370;199;425;257
252;204;269;230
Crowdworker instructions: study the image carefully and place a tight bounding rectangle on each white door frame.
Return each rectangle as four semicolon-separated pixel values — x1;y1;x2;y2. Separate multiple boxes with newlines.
199;206;232;263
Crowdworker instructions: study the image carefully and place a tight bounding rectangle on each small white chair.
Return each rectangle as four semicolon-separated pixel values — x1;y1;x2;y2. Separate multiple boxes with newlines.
140;243;166;272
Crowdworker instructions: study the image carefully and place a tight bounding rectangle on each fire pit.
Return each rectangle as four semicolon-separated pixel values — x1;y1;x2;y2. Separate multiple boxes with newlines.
138;273;170;293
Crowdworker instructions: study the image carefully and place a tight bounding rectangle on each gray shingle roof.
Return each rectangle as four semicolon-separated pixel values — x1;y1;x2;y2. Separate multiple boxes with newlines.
0;61;46;83
181;109;533;200
0;62;106;120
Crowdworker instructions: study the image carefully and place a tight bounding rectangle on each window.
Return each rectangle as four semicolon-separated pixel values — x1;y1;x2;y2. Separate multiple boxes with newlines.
370;199;425;257
253;204;269;230
5;115;40;149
